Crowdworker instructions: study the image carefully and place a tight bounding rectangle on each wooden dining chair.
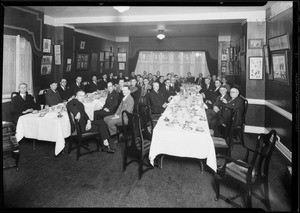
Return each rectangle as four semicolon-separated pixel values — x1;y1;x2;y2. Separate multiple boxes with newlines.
3;122;20;171
122;110;153;180
214;130;278;210
67;110;101;160
136;103;154;141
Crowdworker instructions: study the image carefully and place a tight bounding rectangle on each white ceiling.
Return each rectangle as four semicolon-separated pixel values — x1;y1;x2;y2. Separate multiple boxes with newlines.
29;4;273;40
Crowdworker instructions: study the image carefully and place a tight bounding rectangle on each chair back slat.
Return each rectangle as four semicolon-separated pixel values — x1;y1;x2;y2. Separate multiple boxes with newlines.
137;103;154;141
67;110;82;137
122;110;145;153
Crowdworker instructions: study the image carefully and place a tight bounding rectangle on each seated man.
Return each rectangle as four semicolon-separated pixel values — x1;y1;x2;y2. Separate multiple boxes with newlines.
200;78;214;101
221;76;231;92
170;77;180;93
11;83;39;123
149;82;167;114
194;73;205;86
160;79;176;103
45;81;63;107
69;76;85;97
67;90;115;153
219;86;244;129
94;82;119;120
115;79;125;104
139;78;152;104
204;79;222;109
98;74;108;90
186;72;195;84
89;75;99;93
57;78;71;102
206;85;231;132
103;85;134;137
129;78;141;104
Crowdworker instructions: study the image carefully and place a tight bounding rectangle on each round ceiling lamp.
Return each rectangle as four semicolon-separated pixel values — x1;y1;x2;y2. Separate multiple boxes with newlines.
113;6;130;13
157;30;165;40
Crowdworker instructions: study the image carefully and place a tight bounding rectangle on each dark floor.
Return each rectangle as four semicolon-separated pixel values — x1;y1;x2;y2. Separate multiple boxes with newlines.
2;133;291;210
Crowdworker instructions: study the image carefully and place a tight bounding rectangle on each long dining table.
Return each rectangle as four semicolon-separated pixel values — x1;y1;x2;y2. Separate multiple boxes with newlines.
15;91;107;156
148;86;217;172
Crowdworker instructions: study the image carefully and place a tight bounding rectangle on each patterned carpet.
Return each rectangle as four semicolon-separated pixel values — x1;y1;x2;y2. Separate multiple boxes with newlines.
2;133;291;210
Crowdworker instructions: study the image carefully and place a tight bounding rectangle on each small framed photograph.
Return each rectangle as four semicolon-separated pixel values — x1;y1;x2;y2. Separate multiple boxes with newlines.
43;39;51;53
80;41;85;49
54;45;61;65
221;54;227;61
104;51;110;60
269;34;290;51
118;52;126;62
248;39;263;49
119;62;125;70
221;66;226;73
76;53;89;70
99;51;104;62
271;51;289;84
41;55;52;75
221;61;227;67
67;58;72;65
66;64;71;72
249;57;263;80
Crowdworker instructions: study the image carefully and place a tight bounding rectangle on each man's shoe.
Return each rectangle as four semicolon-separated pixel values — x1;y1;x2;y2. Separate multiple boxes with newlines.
101;145;115;154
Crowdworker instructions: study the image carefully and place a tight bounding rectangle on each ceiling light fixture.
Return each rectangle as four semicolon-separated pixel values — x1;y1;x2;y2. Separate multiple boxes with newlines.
113;6;130;13
157;30;165;40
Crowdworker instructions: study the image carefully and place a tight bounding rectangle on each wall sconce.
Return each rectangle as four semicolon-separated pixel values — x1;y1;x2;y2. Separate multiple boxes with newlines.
113;6;130;13
157;30;165;40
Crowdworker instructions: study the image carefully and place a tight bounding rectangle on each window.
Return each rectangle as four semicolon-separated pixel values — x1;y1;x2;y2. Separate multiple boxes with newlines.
135;51;210;77
2;35;33;100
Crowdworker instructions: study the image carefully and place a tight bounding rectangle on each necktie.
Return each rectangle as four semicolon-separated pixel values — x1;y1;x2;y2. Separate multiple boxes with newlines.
22;95;26;101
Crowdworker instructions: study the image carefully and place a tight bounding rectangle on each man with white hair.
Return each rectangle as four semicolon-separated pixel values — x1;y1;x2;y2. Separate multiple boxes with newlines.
149;82;167;114
11;83;39;123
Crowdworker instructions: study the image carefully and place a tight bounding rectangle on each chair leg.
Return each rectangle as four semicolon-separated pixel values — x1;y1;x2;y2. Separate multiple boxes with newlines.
15;153;20;171
138;157;143;180
246;188;252;208
160;154;165;169
32;139;36;150
200;160;204;174
123;151;127;172
264;182;271;210
214;174;221;201
76;139;81;160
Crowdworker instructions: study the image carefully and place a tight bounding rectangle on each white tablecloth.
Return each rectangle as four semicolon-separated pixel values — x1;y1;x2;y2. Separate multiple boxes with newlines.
16;109;71;156
148;94;217;172
83;97;106;120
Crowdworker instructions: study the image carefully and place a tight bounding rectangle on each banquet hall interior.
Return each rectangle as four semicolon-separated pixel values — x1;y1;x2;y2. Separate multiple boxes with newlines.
2;2;297;211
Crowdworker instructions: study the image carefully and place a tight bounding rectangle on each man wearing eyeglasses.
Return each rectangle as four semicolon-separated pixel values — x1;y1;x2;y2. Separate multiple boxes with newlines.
219;86;244;129
161;79;176;103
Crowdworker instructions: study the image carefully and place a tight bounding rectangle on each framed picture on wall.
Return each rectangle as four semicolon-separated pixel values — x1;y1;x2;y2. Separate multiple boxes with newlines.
221;54;227;61
99;51;104;62
66;64;71;72
76;53;89;70
104;51;110;60
271;51;289;84
54;45;61;65
249;57;263;80
263;45;270;74
221;66;226;73
43;39;51;53
80;41;85;49
104;61;110;70
221;61;227;67
248;39;263;49
99;62;104;73
118;52;126;62
41;56;52;75
119;62;125;70
269;34;290;51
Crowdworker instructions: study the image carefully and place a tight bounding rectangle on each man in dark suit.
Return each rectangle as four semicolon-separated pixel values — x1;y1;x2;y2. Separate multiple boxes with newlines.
69;76;85;97
67;90;115;153
103;85;134;136
160;79;176;103
200;78;215;102
219;86;244;129
45;81;63;107
186;72;195;84
57;78;71;102
149;82;167;114
204;79;221;109
206;85;231;131
194;73;205;86
170;77;180;93
11;83;39;123
221;76;231;92
89;75;99;93
94;82;119;120
98;74;108;90
129;78;141;104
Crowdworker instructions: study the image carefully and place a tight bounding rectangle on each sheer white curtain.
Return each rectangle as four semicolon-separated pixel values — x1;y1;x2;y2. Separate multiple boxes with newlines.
2;35;33;99
134;51;210;77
